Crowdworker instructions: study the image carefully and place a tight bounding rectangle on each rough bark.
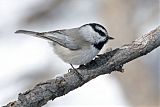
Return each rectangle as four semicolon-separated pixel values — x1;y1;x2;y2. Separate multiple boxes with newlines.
4;26;160;107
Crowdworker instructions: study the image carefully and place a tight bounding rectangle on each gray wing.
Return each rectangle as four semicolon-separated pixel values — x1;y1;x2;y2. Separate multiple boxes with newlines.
15;29;81;50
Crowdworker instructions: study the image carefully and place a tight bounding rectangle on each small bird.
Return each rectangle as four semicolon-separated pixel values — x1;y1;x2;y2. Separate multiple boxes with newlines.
15;23;114;79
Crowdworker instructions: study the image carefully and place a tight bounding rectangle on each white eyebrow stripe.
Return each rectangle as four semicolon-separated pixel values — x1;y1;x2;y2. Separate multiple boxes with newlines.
95;26;106;33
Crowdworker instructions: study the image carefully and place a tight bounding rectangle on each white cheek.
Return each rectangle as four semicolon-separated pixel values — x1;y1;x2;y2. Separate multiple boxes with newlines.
94;33;106;43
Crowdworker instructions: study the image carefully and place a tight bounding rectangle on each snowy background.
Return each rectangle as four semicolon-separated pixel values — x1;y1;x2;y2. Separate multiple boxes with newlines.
0;0;159;107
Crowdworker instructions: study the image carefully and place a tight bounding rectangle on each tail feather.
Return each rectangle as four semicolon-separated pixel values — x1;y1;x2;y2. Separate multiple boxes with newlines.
15;30;54;42
15;30;38;35
15;30;45;39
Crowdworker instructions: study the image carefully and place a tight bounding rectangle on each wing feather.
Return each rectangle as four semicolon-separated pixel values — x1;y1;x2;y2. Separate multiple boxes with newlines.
15;29;80;50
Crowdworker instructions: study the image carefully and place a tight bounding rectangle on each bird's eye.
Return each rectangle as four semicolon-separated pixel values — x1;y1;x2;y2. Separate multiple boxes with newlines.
96;29;106;37
93;27;106;37
88;23;107;37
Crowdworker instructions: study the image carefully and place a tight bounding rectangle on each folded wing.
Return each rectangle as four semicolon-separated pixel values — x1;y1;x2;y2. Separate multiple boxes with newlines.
15;30;80;50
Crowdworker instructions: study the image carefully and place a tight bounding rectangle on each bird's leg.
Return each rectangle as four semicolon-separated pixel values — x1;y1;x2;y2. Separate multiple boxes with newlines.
70;64;83;81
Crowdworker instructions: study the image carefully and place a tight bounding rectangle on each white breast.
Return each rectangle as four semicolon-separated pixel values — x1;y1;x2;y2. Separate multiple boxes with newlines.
53;45;99;65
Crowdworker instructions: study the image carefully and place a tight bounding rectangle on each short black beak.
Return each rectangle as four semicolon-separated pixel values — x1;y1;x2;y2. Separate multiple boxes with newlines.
108;36;114;40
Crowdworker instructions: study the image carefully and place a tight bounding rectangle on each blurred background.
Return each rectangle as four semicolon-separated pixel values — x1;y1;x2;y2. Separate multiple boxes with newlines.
0;0;159;107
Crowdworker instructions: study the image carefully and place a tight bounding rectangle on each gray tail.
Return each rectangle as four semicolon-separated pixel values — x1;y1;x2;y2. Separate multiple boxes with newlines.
15;30;39;36
15;30;46;39
15;30;54;42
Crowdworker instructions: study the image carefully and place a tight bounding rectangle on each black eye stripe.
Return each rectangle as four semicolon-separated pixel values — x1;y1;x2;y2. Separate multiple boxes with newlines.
89;23;107;37
94;28;106;37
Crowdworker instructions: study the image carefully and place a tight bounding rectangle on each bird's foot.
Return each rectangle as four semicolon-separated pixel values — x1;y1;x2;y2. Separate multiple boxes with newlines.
69;64;84;83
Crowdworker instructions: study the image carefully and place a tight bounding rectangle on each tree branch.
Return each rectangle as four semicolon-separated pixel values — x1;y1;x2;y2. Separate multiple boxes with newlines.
4;26;160;107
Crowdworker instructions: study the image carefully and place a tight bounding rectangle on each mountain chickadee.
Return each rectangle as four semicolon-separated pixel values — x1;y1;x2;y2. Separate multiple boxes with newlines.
15;23;114;79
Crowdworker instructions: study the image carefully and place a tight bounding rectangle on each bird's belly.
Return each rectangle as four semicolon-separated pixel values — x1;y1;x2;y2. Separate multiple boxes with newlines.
53;45;99;65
